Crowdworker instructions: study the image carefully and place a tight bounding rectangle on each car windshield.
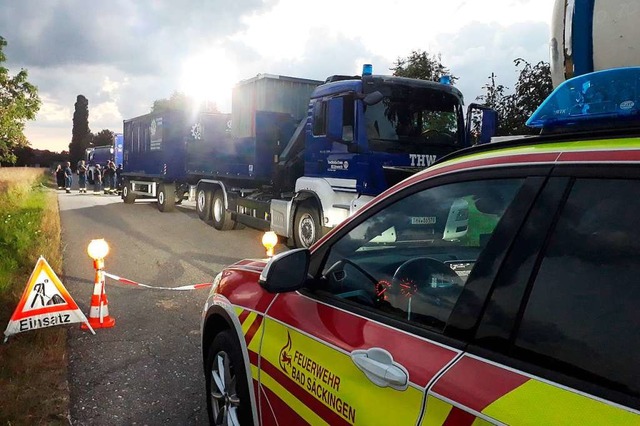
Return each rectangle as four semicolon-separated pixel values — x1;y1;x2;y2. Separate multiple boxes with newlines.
364;86;462;153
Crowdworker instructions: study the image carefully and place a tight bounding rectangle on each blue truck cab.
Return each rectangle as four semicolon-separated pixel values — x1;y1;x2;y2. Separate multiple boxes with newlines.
303;72;468;198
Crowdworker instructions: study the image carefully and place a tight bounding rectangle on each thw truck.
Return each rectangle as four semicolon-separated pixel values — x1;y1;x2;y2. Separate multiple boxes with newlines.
121;66;495;247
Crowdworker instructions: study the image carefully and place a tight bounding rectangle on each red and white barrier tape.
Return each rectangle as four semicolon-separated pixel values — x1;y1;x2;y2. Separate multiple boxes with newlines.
103;272;212;291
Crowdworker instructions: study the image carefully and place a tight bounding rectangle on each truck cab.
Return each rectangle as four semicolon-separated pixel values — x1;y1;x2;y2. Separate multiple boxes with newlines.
286;68;487;247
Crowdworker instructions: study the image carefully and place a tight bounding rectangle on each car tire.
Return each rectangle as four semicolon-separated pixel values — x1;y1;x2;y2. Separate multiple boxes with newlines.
122;179;137;204
205;330;252;425
197;187;212;221
157;183;175;212
212;190;235;231
294;202;321;248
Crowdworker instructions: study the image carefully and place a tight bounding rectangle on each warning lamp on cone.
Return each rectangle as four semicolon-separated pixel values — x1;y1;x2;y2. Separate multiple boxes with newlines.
83;238;115;329
262;231;278;257
87;238;109;270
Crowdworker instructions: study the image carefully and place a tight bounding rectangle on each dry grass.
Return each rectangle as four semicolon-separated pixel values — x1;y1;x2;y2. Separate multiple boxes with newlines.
0;168;68;425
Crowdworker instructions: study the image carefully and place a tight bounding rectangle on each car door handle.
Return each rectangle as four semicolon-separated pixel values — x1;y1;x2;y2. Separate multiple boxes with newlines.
351;347;409;390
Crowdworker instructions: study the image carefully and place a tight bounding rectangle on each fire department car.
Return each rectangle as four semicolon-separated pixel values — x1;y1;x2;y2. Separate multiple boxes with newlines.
201;68;640;425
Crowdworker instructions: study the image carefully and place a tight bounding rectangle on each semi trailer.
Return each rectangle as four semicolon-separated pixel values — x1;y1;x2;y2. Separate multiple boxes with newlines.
120;66;496;247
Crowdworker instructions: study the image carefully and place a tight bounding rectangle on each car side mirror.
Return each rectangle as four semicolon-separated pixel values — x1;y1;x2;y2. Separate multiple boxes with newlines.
259;248;310;293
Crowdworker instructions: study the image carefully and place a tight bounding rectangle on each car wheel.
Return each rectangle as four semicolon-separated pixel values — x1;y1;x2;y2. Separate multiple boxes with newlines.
122;179;137;204
294;202;321;248
197;188;212;221
157;183;175;212
205;330;252;425
212;190;235;230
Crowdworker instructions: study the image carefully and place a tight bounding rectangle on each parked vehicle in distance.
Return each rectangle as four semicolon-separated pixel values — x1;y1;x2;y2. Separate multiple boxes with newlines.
120;66;496;248
200;67;640;424
85;133;124;176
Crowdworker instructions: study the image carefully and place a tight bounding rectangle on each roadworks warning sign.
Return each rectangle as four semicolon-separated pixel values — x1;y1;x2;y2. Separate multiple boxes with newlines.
3;256;94;341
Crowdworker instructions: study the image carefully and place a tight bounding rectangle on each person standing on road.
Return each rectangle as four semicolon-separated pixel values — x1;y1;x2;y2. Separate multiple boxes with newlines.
77;160;88;193
93;164;102;195
115;164;123;194
64;161;73;193
54;164;65;189
103;161;112;194
107;160;117;194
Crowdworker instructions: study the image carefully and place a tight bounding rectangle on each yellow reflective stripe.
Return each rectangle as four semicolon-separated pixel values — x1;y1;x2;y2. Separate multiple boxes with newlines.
436;137;640;171
259;369;328;425
260;320;423;425
241;311;257;335
251;363;259;381
422;395;453;425
483;379;639;425
234;306;244;317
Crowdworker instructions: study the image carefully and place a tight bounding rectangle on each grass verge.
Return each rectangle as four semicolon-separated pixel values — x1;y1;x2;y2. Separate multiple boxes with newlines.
0;168;68;425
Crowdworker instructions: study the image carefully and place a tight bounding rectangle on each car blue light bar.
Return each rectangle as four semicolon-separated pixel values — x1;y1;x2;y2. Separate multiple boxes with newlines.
362;64;373;76
527;67;640;129
439;75;451;85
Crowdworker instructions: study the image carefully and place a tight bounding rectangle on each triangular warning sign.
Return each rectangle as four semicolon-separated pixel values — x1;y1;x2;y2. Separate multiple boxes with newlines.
3;256;94;342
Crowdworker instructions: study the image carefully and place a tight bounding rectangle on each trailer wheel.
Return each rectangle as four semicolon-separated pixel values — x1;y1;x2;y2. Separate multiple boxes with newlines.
212;190;235;231
158;183;176;212
294;202;321;248
122;179;137;204
197;188;212;221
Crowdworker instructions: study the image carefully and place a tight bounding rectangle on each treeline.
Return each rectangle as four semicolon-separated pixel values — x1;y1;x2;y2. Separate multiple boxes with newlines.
392;50;553;137
0;146;68;168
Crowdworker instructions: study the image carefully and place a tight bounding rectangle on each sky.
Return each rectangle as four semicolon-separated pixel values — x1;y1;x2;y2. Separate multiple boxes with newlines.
1;0;555;152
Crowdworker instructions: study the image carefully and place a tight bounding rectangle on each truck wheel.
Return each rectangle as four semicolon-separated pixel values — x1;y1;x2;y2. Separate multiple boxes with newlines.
205;330;252;425
157;183;176;212
197;188;212;221
212;190;235;231
294;202;321;248
122;179;137;204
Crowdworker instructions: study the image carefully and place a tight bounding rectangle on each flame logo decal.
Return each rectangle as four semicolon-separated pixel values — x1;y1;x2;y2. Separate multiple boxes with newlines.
279;331;293;373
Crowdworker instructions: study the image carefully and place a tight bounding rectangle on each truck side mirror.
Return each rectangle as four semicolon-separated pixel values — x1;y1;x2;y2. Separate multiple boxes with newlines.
363;91;383;106
466;104;498;146
479;110;497;144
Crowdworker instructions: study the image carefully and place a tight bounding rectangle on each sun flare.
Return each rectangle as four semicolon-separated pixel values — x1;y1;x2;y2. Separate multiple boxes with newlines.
179;48;237;112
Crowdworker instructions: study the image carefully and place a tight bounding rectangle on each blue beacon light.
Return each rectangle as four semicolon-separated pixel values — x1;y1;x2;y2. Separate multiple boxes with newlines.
439;75;452;85
362;64;373;76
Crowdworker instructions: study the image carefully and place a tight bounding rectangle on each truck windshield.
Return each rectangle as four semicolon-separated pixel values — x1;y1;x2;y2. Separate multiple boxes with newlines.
364;86;462;153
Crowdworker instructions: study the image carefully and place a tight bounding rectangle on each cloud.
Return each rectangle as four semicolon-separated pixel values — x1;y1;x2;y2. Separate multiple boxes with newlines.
437;20;550;103
1;0;271;74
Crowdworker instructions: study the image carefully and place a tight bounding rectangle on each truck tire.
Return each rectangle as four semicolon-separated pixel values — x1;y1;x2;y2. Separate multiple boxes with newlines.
122;179;137;204
196;188;212;221
212;190;235;231
157;183;176;212
294;202;321;248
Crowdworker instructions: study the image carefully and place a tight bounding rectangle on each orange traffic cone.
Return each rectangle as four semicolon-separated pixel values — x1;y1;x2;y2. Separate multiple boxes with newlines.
81;268;115;329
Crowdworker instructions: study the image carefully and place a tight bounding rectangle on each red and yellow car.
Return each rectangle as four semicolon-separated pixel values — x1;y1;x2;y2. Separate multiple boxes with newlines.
201;68;640;425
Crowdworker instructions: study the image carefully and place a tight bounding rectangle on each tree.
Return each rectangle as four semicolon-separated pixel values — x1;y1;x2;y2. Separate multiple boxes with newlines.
151;91;219;113
0;37;41;163
477;59;552;136
391;50;457;84
69;95;91;166
92;129;115;147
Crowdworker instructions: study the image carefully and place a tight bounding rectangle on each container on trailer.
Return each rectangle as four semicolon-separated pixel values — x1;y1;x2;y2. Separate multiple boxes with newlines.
231;74;322;138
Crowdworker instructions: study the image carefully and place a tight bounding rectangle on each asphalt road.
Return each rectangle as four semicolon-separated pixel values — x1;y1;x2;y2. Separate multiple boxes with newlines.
59;188;268;425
